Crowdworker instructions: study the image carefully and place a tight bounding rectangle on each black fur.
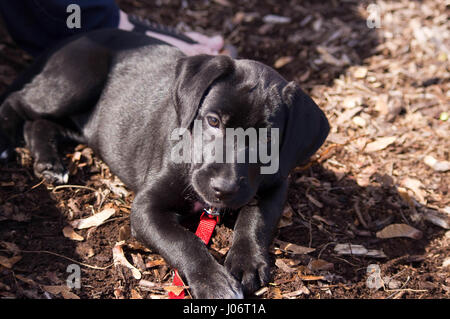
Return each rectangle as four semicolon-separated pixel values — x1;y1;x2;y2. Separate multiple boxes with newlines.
0;29;329;298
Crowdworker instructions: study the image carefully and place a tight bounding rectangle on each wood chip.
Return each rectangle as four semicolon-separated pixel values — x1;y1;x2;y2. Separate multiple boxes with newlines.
274;56;294;69
364;136;397;152
336;106;363;125
283;286;310;298
423;155;450;172
263;14;291;24
62;226;84;241
306;193;323;208
353;67;368;79
423;210;450;229
334;243;387;258
376;223;423;239
254;287;269;296
130;288;143;299
402;177;426;203
70;208;115;230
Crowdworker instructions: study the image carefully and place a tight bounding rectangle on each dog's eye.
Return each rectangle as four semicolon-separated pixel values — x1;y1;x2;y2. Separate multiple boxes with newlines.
207;116;220;128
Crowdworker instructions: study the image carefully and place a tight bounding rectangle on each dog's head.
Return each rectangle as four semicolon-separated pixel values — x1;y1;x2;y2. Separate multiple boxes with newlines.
172;55;329;209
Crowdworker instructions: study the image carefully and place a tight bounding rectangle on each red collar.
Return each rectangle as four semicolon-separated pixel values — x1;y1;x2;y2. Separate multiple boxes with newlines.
169;208;220;299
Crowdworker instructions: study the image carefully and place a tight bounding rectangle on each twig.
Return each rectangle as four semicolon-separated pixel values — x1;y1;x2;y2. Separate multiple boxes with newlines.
5;178;46;201
50;184;105;208
354;201;370;229
333;256;359;267
0;248;113;270
30;179;46;190
308;219;313;248
50;184;98;193
317;242;336;259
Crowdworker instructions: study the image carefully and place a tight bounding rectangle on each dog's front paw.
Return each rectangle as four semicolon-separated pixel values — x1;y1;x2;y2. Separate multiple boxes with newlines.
224;244;271;296
34;159;69;185
188;264;243;299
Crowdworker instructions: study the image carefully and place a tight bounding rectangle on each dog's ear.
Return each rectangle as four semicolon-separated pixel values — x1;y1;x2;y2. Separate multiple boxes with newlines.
173;54;234;128
279;82;330;178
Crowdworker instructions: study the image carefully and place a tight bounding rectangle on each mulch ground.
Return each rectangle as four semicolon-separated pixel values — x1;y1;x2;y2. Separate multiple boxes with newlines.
0;0;448;299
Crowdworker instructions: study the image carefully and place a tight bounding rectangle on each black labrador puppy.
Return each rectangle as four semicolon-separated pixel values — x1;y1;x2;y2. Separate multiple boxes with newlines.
0;29;329;298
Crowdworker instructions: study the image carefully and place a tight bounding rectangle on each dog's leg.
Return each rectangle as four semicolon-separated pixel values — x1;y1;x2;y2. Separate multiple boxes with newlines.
225;181;288;295
0;37;110;161
130;187;244;299
23;119;69;184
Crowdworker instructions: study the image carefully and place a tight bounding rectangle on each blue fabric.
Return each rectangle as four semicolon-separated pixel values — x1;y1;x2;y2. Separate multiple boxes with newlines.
0;0;120;57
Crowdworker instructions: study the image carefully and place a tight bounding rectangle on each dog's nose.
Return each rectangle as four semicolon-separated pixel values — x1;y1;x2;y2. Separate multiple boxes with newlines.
211;178;239;200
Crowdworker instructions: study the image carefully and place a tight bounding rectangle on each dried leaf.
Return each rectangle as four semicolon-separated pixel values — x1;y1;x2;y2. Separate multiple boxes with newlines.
103;179;130;198
0;255;22;268
376;223;423;239
275;259;297;273
274;239;315;254
118;225;131;241
15;274;37;286
163;285;188;295
71;208;115;230
146;258;166;268
42;285;66;295
67;198;81;215
364;136;397;152
271;287;283;299
0;241;21;255
42;285;79;299
61;289;80;299
274;56;294;69
62;226;84;241
308;259;334;271
278;204;294;228
112;242;142;280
